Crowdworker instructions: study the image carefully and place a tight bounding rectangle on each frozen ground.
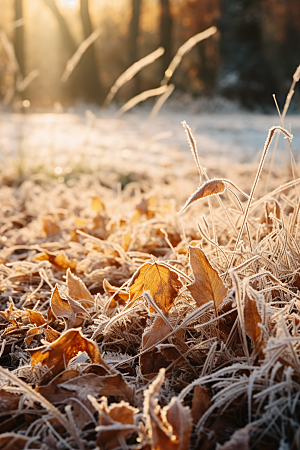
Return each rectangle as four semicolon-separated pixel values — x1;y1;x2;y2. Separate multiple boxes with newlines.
1;104;300;177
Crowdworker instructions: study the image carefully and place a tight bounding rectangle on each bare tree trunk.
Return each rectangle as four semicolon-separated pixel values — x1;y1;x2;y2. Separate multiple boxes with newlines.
129;0;141;65
79;0;103;102
14;0;25;77
160;0;172;73
43;0;102;104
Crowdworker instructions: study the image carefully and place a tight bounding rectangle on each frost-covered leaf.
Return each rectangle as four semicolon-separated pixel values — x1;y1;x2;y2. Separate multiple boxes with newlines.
143;368;192;450
177;179;226;214
187;246;227;309
28;328;108;380
129;262;182;313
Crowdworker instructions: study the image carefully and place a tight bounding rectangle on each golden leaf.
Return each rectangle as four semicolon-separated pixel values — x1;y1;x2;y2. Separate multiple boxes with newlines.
103;278;129;304
187;246;227;310
129;262;182;313
24;309;46;327
143;368;192;450
91;197;105;213
28;328;108;380
177;179;226;214
35;251;77;271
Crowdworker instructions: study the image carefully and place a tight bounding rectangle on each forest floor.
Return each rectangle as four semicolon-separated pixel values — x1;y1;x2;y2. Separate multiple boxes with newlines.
1;105;300;449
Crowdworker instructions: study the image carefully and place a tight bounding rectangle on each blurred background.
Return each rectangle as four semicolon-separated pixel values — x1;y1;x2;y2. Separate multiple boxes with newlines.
0;0;300;111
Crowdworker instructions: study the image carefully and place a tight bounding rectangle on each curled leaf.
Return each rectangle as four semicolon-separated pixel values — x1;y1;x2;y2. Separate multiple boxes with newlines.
177;179;226;214
243;282;262;347
129;262;182;313
49;284;88;329
89;396;139;450
66;268;94;308
41;215;61;237
187;246;227;310
143;368;192;450
28;328;108;380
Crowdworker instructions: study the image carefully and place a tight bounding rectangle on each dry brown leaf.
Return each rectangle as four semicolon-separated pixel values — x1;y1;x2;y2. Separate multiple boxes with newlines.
217;424;254;449
35;251;77;271
66;268;94;308
38;372;133;430
49;284;88;329
187;246;227;310
41;215;61;237
0;433;33;450
191;385;211;424
129;262;182;313
0;390;20;413
177;179;226;214
244;285;262;347
28;328;109;380
140;316;185;377
143;368;192;450
89;396;139;450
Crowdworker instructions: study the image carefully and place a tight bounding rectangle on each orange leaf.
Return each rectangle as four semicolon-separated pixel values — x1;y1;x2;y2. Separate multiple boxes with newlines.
143;368;192;450
24;309;46;327
35;251;77;271
91;197;105;213
129;262;182;313
66;268;94;308
187;246;227;310
103;278;129;304
177;179;226;214
244;284;262;347
28;328;108;380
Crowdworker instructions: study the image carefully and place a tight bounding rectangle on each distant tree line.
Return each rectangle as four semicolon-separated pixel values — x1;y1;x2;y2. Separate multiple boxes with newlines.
9;0;300;109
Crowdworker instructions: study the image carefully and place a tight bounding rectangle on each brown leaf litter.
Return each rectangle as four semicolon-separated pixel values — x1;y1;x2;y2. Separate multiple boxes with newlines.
1;125;300;449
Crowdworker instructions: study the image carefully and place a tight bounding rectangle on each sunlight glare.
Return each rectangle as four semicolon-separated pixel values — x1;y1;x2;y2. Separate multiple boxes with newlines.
58;0;78;8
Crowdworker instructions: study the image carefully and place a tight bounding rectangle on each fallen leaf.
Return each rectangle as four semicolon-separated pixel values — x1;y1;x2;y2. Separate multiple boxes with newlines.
28;328;109;380
38;372;134;430
35;251;77;271
187;246;227;310
41;215;61;237
140;316;185;377
143;368;192;450
103;278;129;304
129;262;182;313
24;309;46;327
177;179;226;214
66;268;94;308
91;197;105;213
0;433;33;450
89;396;138;450
217;424;253;449
49;285;88;329
133;195;157;222
191;385;211;424
244;283;262;347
